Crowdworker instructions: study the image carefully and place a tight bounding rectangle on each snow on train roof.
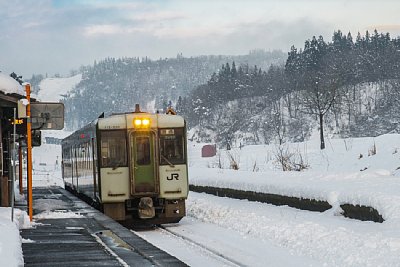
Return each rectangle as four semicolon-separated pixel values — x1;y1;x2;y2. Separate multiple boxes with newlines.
98;114;127;129
0;73;24;95
98;113;185;130
157;113;185;128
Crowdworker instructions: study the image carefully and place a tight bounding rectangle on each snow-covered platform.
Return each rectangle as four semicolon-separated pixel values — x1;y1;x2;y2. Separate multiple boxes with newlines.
18;187;187;267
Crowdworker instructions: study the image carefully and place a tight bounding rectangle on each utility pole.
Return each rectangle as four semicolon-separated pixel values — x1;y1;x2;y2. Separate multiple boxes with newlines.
25;84;33;221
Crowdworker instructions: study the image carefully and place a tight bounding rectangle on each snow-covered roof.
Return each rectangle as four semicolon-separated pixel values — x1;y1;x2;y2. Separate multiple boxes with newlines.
0;72;24;95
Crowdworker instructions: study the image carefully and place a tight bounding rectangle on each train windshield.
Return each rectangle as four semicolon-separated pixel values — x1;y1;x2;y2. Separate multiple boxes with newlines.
100;130;127;168
159;128;185;165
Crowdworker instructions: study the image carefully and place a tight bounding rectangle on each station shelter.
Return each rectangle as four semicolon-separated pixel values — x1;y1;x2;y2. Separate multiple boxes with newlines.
0;73;31;206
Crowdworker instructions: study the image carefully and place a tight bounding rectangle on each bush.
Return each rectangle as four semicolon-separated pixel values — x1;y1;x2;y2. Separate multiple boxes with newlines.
274;145;309;171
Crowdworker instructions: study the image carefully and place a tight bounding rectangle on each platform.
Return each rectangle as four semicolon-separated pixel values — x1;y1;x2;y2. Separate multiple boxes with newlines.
18;187;187;267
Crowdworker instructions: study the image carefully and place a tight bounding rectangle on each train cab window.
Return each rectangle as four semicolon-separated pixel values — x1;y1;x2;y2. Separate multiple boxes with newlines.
100;130;127;168
159;128;185;165
136;137;151;165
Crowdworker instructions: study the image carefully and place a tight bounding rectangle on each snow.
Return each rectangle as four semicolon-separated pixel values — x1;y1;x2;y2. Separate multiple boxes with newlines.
3;131;400;266
135;215;320;267
0;72;24;95
0;208;30;267
184;192;400;266
37;74;82;102
187;134;400;221
189;167;400;220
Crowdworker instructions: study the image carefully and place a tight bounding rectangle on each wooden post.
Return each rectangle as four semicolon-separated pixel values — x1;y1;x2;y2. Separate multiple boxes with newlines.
1;176;9;206
25;84;33;221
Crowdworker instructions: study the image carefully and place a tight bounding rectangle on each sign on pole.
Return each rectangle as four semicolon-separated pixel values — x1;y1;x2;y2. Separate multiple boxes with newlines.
30;102;64;130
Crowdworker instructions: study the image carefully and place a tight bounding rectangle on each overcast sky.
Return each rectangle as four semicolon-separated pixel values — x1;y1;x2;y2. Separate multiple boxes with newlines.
1;0;400;78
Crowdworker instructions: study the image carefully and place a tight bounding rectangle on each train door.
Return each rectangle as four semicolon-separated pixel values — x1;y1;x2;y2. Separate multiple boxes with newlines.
0;142;3;178
74;146;79;190
130;131;157;194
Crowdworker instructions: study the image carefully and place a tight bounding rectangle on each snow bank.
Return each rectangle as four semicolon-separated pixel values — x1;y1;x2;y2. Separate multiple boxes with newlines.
189;167;400;221
0;208;31;267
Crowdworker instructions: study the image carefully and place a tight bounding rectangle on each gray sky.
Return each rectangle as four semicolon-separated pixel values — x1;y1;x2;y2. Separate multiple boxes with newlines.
1;0;400;78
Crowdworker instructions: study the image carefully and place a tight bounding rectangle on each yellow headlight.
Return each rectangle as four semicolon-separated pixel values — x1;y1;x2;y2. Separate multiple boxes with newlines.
142;119;150;126
134;118;150;128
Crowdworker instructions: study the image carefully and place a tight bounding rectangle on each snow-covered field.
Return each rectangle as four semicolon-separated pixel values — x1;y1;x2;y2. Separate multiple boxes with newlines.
2;132;400;266
138;135;400;266
188;134;400;222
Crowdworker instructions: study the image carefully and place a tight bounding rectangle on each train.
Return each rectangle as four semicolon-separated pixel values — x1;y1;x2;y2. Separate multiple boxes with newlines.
61;105;188;224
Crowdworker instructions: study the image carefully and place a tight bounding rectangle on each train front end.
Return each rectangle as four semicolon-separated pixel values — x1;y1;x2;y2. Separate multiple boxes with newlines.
98;110;188;224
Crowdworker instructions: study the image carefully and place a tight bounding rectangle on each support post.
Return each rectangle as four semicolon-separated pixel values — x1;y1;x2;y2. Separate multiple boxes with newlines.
25;84;33;221
11;108;16;221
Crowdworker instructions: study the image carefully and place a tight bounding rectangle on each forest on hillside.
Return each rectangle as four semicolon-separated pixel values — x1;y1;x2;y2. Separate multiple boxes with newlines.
57;50;285;129
178;30;400;149
29;29;400;149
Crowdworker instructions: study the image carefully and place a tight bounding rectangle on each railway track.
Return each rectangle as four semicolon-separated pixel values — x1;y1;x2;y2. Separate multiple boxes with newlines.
21;187;188;267
155;225;245;267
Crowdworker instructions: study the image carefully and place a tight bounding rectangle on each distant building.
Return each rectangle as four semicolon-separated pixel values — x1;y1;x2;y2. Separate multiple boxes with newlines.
45;137;62;145
201;144;217;157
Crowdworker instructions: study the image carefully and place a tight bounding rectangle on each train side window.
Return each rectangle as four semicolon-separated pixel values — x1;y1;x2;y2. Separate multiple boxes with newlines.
100;130;127;168
136;137;151;165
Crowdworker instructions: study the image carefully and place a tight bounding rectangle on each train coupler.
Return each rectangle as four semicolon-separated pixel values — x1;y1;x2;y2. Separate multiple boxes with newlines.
138;197;155;219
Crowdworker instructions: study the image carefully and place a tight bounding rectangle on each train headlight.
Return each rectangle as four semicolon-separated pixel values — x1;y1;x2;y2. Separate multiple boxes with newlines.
142;119;150;126
133;118;151;128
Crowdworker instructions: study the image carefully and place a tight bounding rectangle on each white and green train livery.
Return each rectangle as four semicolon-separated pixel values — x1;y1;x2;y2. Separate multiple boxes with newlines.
62;105;188;224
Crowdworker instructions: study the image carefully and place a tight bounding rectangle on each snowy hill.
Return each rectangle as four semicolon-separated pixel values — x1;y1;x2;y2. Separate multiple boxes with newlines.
37;74;82;102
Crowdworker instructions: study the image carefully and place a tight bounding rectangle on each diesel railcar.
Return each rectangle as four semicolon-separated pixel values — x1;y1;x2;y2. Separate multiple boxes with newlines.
61;105;188;224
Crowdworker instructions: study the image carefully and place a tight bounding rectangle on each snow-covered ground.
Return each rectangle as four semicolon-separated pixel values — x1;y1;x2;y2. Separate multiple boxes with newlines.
2;132;400;266
188;134;400;222
137;134;400;266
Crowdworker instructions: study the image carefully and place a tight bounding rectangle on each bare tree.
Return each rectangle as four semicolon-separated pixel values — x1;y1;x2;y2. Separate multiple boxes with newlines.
302;77;339;149
271;99;286;145
289;36;342;149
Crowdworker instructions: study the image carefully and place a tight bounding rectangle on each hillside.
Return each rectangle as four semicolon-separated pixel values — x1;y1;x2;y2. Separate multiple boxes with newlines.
31;30;400;149
58;51;286;130
182;31;400;147
37;74;82;102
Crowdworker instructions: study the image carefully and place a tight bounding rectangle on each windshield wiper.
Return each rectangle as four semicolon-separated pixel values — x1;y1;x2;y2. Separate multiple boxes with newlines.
161;155;175;168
